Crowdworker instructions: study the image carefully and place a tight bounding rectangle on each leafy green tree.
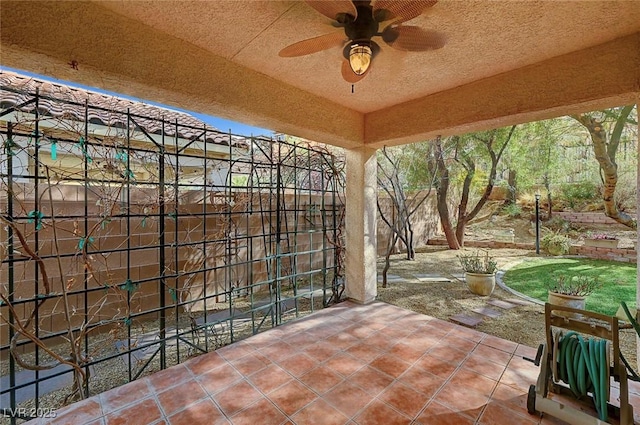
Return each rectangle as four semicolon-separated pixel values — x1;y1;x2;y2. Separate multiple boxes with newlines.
428;126;518;249
572;105;637;228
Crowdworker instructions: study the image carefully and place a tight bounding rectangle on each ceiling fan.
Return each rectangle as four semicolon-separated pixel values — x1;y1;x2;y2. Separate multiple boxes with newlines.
278;0;446;83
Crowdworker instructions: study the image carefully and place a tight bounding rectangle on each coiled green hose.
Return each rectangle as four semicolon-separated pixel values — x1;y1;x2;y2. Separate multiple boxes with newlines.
556;331;609;421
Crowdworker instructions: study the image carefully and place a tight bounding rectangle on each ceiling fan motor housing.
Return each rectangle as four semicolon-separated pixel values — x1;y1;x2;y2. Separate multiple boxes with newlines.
343;3;380;59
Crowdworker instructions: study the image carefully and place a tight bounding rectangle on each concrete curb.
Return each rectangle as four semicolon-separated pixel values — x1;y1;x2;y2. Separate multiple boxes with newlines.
495;258;545;306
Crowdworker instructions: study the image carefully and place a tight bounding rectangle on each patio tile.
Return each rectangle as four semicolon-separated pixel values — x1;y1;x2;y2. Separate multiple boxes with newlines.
378;381;429;418
147;364;192;393
470;344;513;366
379;322;414;338
447;326;486;343
324;381;372;417
247;364;293;394
415;401;475;425
298;365;344;394
462;355;507;381
386;342;424;363
422;319;455;337
323;333;359;350
414;355;458;379
283;331;320;348
259;340;298;363
323;352;366;377
104;397;163;425
229;352;271;375
500;362;541;392
197;363;244;394
268;380;318;416
229;398;286;425
345;342;383;362
276;352;317;377
291;399;350;425
369;353;412;378
303;341;342;361
99;378;152;414
342;323;377;339
362;331;404;347
490;383;531;417
212;380;263;416
216;341;255;360
50;398;102;425
353;399;411;425
400;331;441;351
397;366;446;397
357;318;389;331
186;352;227;375
166;398;229;425
429;344;469;366
515;344;539;359
478;400;538;424
157;379;208;416
449;368;497;397
433;384;489;421
438;334;479;352
482;335;519;353
349;366;395;396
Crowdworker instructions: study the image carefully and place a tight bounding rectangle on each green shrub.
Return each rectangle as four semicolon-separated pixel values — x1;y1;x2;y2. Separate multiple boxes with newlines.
548;274;601;296
458;251;498;274
502;203;522;218
545;216;571;233
541;233;571;255
560;182;599;209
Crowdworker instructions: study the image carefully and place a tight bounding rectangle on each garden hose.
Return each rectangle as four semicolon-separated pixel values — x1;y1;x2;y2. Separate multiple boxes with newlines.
553;331;610;421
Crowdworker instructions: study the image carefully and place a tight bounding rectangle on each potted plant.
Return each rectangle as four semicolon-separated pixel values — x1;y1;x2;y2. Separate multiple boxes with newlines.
458;251;498;296
547;274;601;318
541;233;571;256
583;233;619;249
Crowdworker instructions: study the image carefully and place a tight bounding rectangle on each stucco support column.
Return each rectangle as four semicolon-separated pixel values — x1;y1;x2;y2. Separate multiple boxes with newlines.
345;147;377;304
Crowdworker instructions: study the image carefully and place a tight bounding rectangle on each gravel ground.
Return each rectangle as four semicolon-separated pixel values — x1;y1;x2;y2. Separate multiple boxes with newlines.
376;246;638;368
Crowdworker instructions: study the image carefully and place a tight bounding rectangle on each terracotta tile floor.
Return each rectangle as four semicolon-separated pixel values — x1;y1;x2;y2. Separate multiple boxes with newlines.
28;301;640;425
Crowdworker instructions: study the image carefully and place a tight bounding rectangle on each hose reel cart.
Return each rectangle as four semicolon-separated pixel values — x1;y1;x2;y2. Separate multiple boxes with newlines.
526;303;634;425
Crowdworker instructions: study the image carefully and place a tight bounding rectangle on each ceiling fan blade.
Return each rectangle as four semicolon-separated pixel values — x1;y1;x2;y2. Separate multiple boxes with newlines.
341;60;369;83
382;26;445;51
279;32;347;57
306;0;357;21
373;0;437;23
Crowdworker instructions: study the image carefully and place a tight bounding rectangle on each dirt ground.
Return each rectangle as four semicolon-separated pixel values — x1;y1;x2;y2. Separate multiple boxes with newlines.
376;215;638;366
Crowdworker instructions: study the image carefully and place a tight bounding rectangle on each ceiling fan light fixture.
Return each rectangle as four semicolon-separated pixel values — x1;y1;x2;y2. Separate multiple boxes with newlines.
348;42;372;75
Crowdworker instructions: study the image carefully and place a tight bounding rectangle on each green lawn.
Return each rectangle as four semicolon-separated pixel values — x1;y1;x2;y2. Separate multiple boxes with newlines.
502;258;637;316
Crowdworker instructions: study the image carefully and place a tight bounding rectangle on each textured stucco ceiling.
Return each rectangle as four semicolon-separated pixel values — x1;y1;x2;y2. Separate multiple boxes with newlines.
1;1;639;148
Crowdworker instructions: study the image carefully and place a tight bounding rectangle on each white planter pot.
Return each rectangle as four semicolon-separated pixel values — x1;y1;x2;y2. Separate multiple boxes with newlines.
548;291;586;318
465;272;495;296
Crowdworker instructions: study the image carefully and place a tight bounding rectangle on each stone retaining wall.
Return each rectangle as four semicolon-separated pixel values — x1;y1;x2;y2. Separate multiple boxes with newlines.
427;239;637;263
556;212;620;225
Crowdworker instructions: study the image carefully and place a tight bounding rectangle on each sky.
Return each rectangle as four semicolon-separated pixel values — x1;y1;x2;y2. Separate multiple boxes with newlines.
1;66;274;137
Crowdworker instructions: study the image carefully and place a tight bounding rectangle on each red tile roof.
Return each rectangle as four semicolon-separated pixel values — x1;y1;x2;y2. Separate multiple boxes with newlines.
0;71;248;148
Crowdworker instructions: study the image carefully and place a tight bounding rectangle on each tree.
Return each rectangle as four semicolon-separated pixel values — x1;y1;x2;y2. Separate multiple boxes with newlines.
572;105;637;229
429;126;518;249
377;146;434;287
